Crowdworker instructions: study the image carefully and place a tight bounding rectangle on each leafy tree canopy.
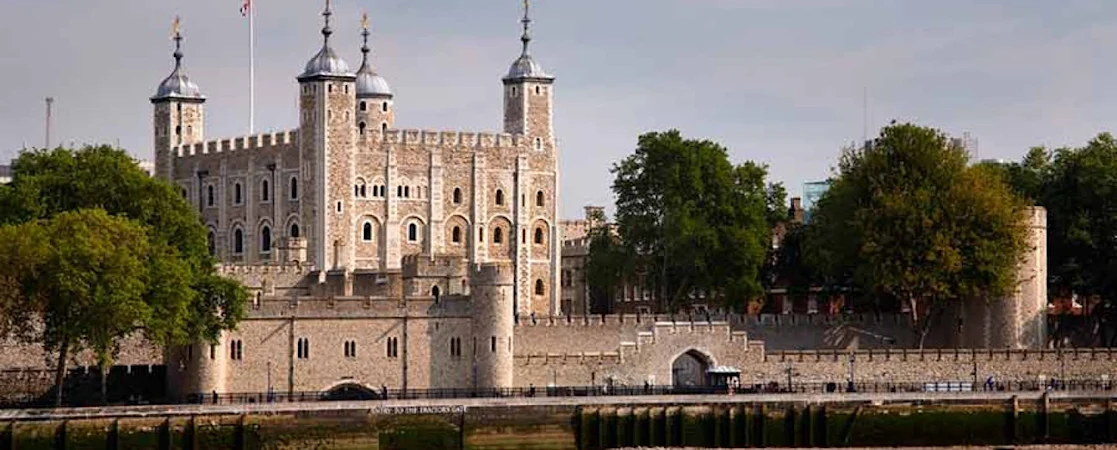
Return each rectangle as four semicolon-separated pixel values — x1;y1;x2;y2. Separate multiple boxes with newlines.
808;123;1029;345
606;130;772;312
0;146;246;404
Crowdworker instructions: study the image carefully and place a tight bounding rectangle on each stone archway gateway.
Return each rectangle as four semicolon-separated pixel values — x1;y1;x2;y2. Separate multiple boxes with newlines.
321;382;380;401
671;349;712;387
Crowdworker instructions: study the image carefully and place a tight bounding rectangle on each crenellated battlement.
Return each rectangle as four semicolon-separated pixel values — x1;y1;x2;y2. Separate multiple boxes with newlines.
514;351;624;366
218;263;309;276
173;130;298;157
379;129;524;149
763;347;1117;364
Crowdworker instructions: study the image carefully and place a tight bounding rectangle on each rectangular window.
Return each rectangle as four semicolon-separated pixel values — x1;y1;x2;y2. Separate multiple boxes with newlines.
491;336;497;353
230;339;244;361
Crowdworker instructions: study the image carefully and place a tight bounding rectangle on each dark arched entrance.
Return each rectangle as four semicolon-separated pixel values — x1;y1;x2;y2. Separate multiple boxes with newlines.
671;350;711;387
321;382;380;401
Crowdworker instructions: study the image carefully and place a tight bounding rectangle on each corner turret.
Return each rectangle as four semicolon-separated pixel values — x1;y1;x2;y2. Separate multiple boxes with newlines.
355;12;395;137
152;16;205;181
502;0;555;152
297;0;358;271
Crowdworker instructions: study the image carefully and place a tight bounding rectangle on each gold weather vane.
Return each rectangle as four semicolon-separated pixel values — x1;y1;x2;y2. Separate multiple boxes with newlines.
362;12;369;31
172;15;181;39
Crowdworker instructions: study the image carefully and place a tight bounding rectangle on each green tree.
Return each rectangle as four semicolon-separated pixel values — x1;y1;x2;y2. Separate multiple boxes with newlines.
1041;134;1117;346
585;209;627;313
610;130;770;312
0;146;246;405
809;123;1029;346
0;210;154;406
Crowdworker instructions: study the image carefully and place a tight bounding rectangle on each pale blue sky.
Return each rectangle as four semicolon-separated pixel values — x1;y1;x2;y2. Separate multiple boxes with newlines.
2;0;1116;218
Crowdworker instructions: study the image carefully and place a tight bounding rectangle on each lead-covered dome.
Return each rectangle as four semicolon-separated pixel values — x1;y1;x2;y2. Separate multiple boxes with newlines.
505;54;549;80
300;46;352;80
502;0;553;83
152;32;204;102
297;3;354;82
355;23;392;98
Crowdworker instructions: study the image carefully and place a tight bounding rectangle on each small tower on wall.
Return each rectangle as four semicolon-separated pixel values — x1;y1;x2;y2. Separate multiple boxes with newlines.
502;0;555;150
354;13;395;138
297;1;358;272
152;17;205;181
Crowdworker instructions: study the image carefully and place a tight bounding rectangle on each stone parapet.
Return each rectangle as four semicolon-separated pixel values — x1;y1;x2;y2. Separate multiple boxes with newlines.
173;129;298;157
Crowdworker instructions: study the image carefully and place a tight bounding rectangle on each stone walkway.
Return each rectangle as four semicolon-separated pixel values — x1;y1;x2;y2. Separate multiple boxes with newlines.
0;389;1107;421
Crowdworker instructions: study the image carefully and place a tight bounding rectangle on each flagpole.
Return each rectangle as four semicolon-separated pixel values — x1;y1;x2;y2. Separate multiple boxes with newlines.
249;0;256;134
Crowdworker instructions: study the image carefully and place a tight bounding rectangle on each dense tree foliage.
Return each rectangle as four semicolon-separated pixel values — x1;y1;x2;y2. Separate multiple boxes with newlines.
605;130;772;312
0;146;246;405
808;123;1029;346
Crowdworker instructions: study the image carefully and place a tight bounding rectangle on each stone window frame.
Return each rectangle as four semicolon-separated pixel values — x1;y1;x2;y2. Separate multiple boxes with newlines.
259;222;273;254
534;227;545;245
407;222;419;242
535;279;545;296
296;337;310;360
493;226;504;244
289;176;299;201
205;184;216;208
495;189;505;206
358;121;367;136
535;190;545;207
451;226;462;244
386;337;399;358
362;220;375;242
231;226;245;255
382;102;389;113
260;178;271;203
233;181;244;206
229;339;244;361
359;101;367;112
344;340;358;359
452;187;463;205
355;178;368;199
289;222;300;239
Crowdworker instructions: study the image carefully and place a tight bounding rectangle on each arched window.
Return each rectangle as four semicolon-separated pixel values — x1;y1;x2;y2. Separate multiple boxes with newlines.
404;186;410;198
206;185;215;207
382;102;389;113
493;227;503;244
452;226;461;243
207;231;216;256
261;226;272;252
536;191;544;207
358;122;366;136
431;285;440;302
397;186;403;197
290;223;300;238
535;279;545;296
233;228;244;254
181;188;188;199
234;183;243;205
261;179;270;202
381;122;388;133
360;101;367;112
290;177;298;200
534;227;544;244
534;137;542;151
408;223;418;242
453;188;462;204
363;222;373;241
495;189;504;206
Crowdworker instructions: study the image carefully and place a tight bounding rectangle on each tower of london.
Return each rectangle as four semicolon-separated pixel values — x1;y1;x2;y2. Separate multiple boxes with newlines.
143;2;1052;401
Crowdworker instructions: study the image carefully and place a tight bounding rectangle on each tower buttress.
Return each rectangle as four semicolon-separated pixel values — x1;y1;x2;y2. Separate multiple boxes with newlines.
502;0;555;152
152;17;205;181
355;12;395;138
297;1;357;271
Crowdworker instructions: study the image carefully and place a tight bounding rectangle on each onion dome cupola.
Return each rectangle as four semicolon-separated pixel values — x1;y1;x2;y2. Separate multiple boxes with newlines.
503;0;553;83
152;17;205;102
355;13;392;99
298;0;355;82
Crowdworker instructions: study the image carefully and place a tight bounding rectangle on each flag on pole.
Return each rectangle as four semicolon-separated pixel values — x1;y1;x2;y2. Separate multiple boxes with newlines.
241;0;251;17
